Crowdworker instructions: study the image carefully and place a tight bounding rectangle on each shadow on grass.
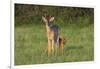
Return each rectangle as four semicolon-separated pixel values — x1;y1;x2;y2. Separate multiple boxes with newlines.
65;45;83;50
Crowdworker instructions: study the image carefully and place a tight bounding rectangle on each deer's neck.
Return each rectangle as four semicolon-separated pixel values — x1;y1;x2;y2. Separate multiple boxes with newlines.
45;23;50;32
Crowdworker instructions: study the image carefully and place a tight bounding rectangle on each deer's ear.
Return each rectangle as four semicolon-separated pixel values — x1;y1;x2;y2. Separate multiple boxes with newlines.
42;16;48;23
49;17;54;22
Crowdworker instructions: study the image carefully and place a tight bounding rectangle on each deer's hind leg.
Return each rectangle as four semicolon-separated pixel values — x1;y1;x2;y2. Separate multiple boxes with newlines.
59;38;64;55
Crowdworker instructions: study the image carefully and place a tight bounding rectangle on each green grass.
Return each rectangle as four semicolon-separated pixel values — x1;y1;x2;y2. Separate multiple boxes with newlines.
15;17;94;65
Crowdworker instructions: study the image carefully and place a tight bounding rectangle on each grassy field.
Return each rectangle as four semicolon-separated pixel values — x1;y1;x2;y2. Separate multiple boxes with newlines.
15;16;94;65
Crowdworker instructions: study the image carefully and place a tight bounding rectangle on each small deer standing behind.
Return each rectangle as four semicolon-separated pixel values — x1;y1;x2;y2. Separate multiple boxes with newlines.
42;15;66;56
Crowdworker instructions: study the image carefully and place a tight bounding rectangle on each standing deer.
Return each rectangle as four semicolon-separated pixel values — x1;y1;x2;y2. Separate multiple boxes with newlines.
42;15;66;56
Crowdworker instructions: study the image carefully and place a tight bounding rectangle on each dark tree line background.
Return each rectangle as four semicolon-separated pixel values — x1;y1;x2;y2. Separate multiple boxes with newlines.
15;4;94;26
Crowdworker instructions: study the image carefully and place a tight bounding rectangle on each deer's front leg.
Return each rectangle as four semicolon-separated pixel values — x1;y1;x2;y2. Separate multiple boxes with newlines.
48;39;52;56
51;39;54;54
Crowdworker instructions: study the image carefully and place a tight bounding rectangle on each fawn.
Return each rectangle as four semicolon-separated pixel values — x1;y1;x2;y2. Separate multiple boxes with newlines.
42;15;66;56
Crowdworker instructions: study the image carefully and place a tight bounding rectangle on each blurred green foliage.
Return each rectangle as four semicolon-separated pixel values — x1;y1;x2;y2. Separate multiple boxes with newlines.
15;4;94;26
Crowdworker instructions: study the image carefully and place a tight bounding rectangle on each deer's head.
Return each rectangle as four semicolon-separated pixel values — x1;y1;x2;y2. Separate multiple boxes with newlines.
42;15;54;26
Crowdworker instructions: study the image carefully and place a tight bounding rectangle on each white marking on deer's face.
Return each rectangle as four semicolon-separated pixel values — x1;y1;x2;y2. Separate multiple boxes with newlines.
42;16;54;26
